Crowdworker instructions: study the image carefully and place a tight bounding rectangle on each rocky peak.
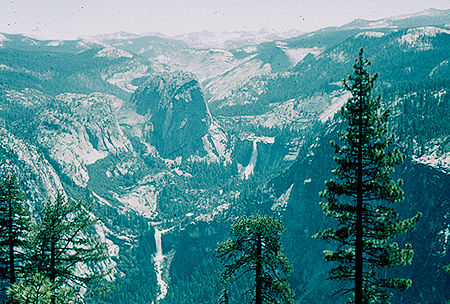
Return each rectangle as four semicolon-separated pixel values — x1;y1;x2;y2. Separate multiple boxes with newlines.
131;71;211;159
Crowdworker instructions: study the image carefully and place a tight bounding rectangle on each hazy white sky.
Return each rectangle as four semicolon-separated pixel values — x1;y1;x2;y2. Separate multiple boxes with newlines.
1;0;449;39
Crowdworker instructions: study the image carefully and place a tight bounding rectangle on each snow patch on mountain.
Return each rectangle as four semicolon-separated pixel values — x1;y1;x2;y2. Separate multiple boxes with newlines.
96;47;133;59
47;40;63;46
412;137;450;173
364;20;391;29
356;31;386;38
283;47;323;65
398;26;450;50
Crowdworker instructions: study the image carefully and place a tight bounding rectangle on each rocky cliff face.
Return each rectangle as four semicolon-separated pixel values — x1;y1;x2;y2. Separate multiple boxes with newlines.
0;127;63;204
131;71;211;159
37;92;135;187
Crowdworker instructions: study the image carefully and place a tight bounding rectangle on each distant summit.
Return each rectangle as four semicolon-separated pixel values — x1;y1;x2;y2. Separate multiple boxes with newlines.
81;31;142;41
340;8;450;30
173;28;303;49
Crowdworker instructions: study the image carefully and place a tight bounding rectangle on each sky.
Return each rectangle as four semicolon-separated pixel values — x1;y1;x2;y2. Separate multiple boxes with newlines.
1;0;449;40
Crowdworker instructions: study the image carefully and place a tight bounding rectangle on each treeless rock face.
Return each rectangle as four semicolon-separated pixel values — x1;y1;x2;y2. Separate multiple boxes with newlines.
131;71;211;159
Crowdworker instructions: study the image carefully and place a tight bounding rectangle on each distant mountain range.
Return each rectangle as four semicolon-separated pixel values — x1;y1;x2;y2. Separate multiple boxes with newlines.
77;8;450;49
80;27;304;49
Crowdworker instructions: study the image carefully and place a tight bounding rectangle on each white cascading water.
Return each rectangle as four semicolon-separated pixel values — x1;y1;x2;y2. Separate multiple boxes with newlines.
153;227;168;302
241;139;258;180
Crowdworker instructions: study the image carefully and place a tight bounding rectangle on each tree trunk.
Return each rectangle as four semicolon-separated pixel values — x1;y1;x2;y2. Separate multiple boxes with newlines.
355;63;364;304
8;196;15;285
50;239;56;304
224;289;229;304
255;234;262;304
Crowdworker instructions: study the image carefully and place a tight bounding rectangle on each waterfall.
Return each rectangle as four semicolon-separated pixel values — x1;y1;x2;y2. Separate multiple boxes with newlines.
153;228;168;302
241;140;258;180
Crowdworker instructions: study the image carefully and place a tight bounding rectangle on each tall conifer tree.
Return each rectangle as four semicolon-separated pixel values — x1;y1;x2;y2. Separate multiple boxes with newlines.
216;215;296;304
314;49;421;303
0;175;31;286
29;193;108;303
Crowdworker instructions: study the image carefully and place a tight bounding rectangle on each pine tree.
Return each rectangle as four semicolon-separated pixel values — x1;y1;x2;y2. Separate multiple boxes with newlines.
216;215;296;304
0;175;31;287
314;49;421;303
8;272;76;304
29;192;108;303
